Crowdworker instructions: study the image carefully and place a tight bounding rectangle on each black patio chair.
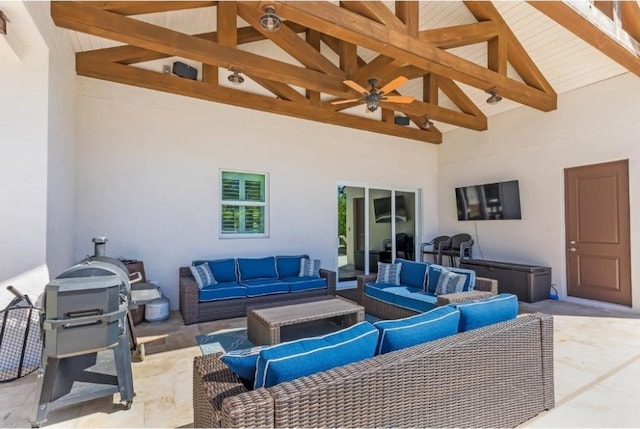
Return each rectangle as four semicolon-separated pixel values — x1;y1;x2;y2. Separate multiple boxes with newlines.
441;233;474;267
420;235;451;264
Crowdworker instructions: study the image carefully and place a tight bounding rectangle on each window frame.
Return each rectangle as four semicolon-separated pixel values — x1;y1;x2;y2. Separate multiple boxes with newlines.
219;169;270;239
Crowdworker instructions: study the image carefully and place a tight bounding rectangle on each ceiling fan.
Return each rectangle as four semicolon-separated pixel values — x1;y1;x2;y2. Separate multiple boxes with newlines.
331;76;414;113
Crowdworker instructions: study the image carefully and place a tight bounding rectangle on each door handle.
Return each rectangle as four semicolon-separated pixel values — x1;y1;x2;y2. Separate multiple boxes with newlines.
569;240;576;244
569;248;576;252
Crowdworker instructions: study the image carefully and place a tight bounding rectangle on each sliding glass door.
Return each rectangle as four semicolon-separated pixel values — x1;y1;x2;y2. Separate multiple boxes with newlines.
337;184;419;285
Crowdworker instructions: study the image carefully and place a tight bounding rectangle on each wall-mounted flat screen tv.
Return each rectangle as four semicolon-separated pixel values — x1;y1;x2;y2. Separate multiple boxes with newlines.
455;180;522;221
373;195;408;223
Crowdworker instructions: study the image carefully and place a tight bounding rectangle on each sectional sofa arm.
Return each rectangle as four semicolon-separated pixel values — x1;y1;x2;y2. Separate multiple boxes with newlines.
319;268;337;295
193;354;275;428
474;276;498;294
179;267;199;325
357;274;378;304
436;290;495;306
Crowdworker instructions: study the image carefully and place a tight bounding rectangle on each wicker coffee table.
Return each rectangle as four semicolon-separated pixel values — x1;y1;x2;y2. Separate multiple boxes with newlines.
247;297;364;345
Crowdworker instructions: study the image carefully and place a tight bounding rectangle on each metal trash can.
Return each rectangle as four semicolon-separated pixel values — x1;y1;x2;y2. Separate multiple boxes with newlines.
145;296;169;322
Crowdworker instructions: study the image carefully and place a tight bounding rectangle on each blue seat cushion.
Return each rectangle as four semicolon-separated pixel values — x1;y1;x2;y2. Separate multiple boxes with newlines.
426;264;476;294
395;258;429;289
373;306;460;354
365;283;437;313
198;282;247;302
241;279;289;297
220;346;270;385
193;258;238;283
451;293;519;332
237;257;278;282
276;255;309;278
281;276;327;292
254;321;378;389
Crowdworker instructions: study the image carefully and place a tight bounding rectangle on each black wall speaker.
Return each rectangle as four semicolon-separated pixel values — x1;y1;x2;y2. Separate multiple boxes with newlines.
172;62;198;80
394;116;410;126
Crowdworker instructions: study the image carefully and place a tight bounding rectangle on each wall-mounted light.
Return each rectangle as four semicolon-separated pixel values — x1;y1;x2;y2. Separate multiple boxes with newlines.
227;67;244;85
486;88;503;105
0;11;9;36
421;116;433;129
259;5;282;32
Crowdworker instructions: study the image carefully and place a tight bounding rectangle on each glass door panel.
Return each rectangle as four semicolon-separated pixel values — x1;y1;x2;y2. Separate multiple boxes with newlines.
369;189;392;272
395;191;417;261
338;185;365;282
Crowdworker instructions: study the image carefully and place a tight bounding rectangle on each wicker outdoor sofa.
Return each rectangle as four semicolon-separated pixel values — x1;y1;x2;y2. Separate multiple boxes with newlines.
193;312;554;428
357;272;499;320
179;266;336;324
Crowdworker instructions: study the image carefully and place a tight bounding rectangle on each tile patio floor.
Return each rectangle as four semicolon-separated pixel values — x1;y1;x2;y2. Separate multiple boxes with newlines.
2;294;640;428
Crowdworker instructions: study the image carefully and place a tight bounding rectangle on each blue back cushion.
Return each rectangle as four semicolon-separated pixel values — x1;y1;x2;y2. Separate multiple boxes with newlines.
193;259;238;283
276;255;309;278
237;257;278;282
452;293;519;332
427;264;476;294
396;259;429;289
254;322;378;389
373;306;460;354
220;346;270;385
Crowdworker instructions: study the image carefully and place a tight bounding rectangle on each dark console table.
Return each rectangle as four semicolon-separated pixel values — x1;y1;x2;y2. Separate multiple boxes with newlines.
459;259;552;303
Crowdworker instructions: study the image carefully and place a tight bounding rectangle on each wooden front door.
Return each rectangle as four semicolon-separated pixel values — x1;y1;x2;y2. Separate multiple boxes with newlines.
564;160;631;306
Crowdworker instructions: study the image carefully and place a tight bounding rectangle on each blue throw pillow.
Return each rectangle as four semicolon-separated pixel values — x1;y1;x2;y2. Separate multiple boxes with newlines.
395;259;429;289
434;270;466;295
193;259;238;283
452;293;519;332
376;262;402;285
373;306;460;354
237;257;278;282
276;255;309;278
190;263;216;289
298;258;321;277
254;322;379;389
220;346;270;385
427;264;476;294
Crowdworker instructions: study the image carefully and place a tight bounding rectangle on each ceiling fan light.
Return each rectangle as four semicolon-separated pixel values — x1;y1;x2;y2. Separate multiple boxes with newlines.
227;68;244;85
486;89;502;105
366;98;379;112
259;5;282;32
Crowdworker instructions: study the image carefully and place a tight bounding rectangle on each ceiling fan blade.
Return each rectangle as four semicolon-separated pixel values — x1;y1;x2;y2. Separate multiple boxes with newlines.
379;76;408;95
331;98;362;105
383;95;415;104
343;80;370;95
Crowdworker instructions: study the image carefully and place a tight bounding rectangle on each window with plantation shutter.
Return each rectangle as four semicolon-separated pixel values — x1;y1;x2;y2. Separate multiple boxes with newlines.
220;171;268;237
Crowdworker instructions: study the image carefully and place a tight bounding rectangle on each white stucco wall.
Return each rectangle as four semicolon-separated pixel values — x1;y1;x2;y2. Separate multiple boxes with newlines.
438;72;640;309
0;1;76;309
75;78;439;309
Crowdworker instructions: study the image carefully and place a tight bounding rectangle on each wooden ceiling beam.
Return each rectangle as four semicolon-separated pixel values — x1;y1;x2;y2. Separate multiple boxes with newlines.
237;3;344;78
395;2;419;37
619;1;640;42
340;1;407;32
528;1;640;77
246;75;310;104
463;2;555;94
205;1;236;85
276;1;556;111
76;58;441;143
419;21;500;49
437;77;485;118
76;22;309;65
80;1;217;16
52;1;352;98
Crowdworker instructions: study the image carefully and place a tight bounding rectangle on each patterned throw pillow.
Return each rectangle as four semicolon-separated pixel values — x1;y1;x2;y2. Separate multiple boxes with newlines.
376;262;402;285
299;258;321;277
434;270;466;295
190;263;216;289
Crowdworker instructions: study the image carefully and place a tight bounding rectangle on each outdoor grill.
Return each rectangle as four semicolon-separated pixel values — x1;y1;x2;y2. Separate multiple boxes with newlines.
30;237;138;427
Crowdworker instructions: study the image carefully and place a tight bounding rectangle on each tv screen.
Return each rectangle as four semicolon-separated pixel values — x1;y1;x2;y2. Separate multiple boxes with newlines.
373;195;408;223
456;180;522;221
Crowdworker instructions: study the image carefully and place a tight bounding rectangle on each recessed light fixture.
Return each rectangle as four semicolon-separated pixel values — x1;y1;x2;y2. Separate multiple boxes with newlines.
486;88;503;105
259;5;282;32
227;67;244;85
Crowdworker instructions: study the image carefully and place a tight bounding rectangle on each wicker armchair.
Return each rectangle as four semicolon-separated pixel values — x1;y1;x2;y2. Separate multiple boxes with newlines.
356;273;497;320
193;312;554;428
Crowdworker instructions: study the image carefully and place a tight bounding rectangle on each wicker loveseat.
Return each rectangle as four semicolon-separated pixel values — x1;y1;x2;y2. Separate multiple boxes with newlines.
180;256;336;324
193;312;554;428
